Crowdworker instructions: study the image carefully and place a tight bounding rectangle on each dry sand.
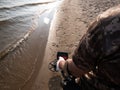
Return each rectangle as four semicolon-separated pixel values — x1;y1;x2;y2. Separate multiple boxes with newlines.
30;0;120;90
49;0;120;57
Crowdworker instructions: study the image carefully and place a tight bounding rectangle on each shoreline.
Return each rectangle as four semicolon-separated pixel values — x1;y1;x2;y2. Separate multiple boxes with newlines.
0;0;120;90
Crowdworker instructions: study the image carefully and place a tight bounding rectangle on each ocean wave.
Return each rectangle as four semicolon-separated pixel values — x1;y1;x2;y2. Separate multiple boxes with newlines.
0;0;56;59
0;13;37;60
0;0;56;22
0;1;54;10
0;13;34;23
0;4;41;22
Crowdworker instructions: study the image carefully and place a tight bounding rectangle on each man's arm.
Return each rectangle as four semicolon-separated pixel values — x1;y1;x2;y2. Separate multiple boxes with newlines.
59;59;88;77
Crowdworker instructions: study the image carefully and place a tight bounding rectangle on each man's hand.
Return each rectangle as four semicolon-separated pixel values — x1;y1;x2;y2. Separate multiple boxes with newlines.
56;56;66;71
57;58;87;77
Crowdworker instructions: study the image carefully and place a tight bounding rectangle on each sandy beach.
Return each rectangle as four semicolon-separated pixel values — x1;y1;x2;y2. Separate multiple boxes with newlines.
36;0;120;90
0;0;120;90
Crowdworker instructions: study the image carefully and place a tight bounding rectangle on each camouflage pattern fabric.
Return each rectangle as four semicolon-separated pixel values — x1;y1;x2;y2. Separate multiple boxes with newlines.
72;5;120;90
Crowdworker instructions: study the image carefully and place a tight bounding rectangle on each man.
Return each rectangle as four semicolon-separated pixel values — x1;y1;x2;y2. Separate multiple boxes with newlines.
57;5;120;90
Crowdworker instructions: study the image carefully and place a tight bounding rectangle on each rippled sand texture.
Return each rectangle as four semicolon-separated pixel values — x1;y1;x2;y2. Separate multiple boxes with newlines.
0;0;55;58
0;0;57;90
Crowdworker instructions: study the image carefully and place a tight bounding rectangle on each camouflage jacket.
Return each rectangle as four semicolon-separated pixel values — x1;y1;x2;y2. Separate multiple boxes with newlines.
73;5;120;90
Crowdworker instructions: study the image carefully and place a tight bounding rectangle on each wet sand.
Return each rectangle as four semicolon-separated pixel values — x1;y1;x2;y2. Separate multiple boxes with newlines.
21;2;61;90
0;0;56;58
0;1;60;90
0;10;50;89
